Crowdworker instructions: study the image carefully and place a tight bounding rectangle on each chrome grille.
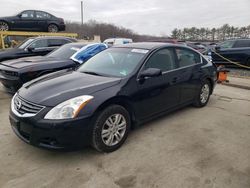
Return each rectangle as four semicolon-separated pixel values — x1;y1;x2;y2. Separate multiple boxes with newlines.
14;95;45;115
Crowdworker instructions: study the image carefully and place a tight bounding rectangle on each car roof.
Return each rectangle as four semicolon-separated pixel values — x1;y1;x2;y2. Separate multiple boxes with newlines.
27;36;76;40
113;42;183;50
63;42;87;47
235;39;250;41
21;10;50;14
223;38;250;42
19;10;56;17
63;42;107;48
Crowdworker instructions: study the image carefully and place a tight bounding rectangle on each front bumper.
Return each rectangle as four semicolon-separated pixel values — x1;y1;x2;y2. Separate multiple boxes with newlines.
9;110;93;150
58;24;66;31
0;73;22;91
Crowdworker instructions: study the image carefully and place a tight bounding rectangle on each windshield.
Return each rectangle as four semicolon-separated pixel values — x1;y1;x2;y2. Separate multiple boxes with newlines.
219;40;235;49
17;38;34;49
77;48;147;77
47;44;83;59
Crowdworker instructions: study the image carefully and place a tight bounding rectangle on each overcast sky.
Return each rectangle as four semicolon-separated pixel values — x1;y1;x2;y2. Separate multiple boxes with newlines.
1;0;250;36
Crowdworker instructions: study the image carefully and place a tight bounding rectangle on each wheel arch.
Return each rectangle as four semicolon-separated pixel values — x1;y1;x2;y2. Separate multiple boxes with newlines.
94;96;137;128
245;57;250;66
0;19;8;23
47;22;59;28
204;77;214;94
0;20;9;28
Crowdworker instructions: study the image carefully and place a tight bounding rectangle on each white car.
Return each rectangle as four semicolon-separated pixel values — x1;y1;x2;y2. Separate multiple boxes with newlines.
103;38;133;47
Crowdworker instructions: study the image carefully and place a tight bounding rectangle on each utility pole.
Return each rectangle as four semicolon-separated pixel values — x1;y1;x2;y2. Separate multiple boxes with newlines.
81;1;83;26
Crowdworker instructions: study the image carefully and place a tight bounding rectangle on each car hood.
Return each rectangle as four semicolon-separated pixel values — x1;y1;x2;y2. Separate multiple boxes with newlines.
18;70;121;106
0;48;22;58
1;56;68;69
0;16;15;20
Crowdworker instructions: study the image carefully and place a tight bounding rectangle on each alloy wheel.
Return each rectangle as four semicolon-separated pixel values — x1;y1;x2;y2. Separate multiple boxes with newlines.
48;24;58;32
200;84;210;104
101;114;127;146
0;22;9;31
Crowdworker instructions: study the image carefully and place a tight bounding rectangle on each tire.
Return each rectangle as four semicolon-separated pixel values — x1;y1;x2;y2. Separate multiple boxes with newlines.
193;80;211;108
48;24;58;33
2;83;10;89
92;105;131;153
0;21;9;31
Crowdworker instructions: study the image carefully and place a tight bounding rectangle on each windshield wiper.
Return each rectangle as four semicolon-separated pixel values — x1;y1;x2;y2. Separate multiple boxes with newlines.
82;71;103;76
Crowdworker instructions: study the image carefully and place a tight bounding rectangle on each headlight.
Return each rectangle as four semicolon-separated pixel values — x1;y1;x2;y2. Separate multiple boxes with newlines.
44;95;93;120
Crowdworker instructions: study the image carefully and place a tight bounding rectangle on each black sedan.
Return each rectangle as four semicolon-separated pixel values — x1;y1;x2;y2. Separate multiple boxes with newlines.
212;39;250;67
0;10;65;32
9;43;217;152
0;43;108;91
0;36;76;62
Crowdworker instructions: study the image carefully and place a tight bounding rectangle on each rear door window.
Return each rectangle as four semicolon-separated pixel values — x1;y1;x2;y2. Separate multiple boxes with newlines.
36;11;51;19
175;48;201;67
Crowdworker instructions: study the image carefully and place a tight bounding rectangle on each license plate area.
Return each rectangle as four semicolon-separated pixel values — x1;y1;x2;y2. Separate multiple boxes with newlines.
20;123;32;134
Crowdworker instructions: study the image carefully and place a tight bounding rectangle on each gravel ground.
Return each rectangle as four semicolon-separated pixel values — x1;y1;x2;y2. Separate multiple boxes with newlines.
0;84;250;188
228;68;250;78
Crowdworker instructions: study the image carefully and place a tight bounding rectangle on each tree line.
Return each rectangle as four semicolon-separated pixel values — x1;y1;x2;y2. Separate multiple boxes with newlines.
171;24;250;41
65;20;168;42
66;21;250;42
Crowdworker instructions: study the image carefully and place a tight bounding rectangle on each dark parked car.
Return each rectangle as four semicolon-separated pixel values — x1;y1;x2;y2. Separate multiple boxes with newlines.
0;36;76;62
9;43;217;152
212;39;250;67
186;42;207;54
0;10;65;32
0;43;107;91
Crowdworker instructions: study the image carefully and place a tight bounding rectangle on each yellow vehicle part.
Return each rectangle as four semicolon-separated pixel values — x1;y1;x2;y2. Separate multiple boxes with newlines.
0;31;78;49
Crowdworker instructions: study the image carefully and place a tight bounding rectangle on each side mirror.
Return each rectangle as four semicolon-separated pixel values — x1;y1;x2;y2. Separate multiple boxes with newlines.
27;46;35;52
17;14;22;18
215;46;221;51
139;68;162;79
